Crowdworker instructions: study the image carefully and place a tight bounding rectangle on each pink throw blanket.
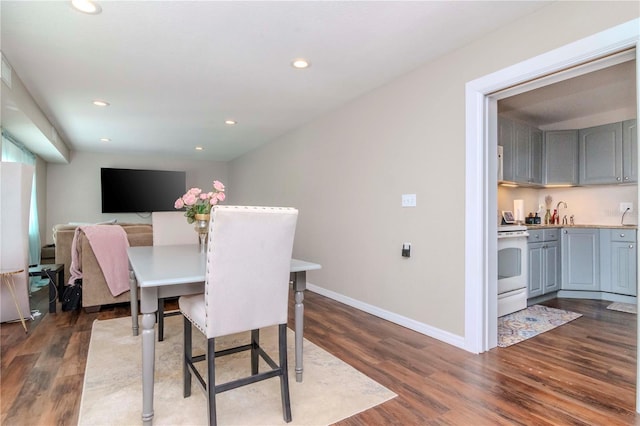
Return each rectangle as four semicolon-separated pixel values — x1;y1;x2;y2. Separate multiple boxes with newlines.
68;225;130;296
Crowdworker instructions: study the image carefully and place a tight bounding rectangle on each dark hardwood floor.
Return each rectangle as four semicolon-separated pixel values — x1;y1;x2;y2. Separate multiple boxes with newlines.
2;286;639;425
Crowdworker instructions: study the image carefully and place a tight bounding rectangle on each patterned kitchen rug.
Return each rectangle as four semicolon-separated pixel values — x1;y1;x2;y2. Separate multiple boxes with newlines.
606;302;637;314
498;305;582;348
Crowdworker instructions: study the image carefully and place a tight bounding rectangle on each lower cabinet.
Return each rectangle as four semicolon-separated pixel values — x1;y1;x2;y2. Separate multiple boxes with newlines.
600;229;637;296
528;229;560;298
527;227;636;298
561;228;600;291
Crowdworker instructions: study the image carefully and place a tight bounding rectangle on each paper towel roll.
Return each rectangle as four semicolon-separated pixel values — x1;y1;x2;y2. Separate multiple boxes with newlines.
513;199;524;223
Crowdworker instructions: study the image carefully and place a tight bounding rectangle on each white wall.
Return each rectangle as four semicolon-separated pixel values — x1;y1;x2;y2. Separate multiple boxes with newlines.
45;151;228;244
229;2;640;340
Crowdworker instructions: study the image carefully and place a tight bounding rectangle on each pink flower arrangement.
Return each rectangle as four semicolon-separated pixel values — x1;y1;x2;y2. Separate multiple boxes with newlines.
174;180;226;223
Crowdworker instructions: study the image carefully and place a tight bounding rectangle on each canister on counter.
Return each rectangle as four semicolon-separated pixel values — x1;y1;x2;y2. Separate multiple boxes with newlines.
525;213;535;224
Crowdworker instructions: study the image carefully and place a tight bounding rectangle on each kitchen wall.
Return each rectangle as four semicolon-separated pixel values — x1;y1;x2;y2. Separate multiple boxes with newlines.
229;3;640;342
498;185;639;226
45;151;228;244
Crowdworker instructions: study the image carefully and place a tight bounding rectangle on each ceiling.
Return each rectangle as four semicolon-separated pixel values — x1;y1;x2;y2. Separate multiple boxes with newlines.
0;1;557;162
499;58;637;128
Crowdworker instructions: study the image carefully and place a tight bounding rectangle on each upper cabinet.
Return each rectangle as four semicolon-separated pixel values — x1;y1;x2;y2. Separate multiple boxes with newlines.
623;119;638;183
499;117;515;182
579;122;623;184
543;130;578;185
578;120;637;185
500;116;637;187
499;117;542;185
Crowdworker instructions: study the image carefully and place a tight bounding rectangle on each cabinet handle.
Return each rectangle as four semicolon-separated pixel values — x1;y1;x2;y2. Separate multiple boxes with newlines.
625;176;630;181
630;244;634;249
617;177;622;181
563;230;568;234
620;233;625;238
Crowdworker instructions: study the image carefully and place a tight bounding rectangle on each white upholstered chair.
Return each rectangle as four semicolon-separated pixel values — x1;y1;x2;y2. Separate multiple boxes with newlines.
152;211;198;341
179;205;298;426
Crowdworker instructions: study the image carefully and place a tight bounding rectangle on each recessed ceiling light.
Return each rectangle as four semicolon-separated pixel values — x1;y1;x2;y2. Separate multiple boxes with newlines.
100;137;110;142
291;58;310;69
224;120;237;125
92;99;109;107
195;146;204;151
71;0;102;14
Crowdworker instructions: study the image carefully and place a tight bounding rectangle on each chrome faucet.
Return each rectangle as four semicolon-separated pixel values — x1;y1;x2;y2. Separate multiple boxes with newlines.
556;201;567;216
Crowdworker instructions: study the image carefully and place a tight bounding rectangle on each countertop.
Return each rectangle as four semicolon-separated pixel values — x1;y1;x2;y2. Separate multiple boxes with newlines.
526;224;638;230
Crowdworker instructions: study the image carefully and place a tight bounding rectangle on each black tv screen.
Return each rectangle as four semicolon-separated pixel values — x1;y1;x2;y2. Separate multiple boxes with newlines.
101;168;186;213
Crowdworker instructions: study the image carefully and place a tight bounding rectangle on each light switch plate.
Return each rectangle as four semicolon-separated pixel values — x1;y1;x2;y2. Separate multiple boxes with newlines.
402;194;416;207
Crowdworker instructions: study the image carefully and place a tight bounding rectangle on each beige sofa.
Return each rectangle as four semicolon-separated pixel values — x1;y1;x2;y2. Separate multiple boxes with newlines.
54;223;153;311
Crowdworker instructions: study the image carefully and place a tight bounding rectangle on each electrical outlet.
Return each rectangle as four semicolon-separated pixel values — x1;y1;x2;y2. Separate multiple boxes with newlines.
620;202;633;213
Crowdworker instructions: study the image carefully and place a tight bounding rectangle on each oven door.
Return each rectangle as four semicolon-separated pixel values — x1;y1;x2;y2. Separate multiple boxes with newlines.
497;235;528;294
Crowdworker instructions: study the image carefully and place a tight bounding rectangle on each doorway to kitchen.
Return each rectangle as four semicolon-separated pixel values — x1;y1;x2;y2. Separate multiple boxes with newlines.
465;17;639;410
463;19;639;404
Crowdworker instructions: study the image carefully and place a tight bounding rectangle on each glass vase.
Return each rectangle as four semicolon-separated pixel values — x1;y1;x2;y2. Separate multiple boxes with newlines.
194;213;210;253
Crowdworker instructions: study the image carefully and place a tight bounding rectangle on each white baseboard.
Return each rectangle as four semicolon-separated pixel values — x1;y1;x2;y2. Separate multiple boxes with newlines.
306;283;467;351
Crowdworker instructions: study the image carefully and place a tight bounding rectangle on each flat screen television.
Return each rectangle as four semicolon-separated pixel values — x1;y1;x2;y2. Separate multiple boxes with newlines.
101;168;186;213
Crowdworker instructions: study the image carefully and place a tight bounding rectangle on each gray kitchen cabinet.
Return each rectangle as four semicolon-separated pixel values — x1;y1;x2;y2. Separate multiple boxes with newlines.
561;228;599;291
513;121;543;184
499;116;542;185
499;117;514;182
600;229;637;296
622;119;637;183
527;229;560;298
579;122;623;184
530;128;543;184
543;130;578;185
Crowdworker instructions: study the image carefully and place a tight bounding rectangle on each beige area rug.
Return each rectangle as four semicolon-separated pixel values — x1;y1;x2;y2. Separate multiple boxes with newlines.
79;316;396;425
607;302;637;314
498;305;582;348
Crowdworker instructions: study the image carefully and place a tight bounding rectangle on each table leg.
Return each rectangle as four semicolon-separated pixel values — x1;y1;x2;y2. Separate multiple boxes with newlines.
45;269;56;313
292;271;306;382
140;287;158;426
141;312;156;425
57;269;64;302
3;274;28;333
130;267;139;336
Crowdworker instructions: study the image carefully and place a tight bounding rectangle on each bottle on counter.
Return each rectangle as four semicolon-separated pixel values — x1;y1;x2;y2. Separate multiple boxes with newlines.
534;212;541;224
551;209;558;224
544;209;551;225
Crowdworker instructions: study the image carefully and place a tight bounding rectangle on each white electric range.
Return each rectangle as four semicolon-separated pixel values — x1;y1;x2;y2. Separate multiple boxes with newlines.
497;225;529;317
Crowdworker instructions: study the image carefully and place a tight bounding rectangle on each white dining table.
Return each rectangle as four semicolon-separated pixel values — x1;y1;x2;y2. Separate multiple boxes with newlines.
127;244;321;425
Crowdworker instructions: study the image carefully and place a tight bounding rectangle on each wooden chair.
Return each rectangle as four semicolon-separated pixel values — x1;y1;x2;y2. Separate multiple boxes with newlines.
151;211;198;341
179;205;297;426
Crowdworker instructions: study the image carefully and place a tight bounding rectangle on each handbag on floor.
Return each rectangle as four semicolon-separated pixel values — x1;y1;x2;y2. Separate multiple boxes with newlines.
62;279;82;311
